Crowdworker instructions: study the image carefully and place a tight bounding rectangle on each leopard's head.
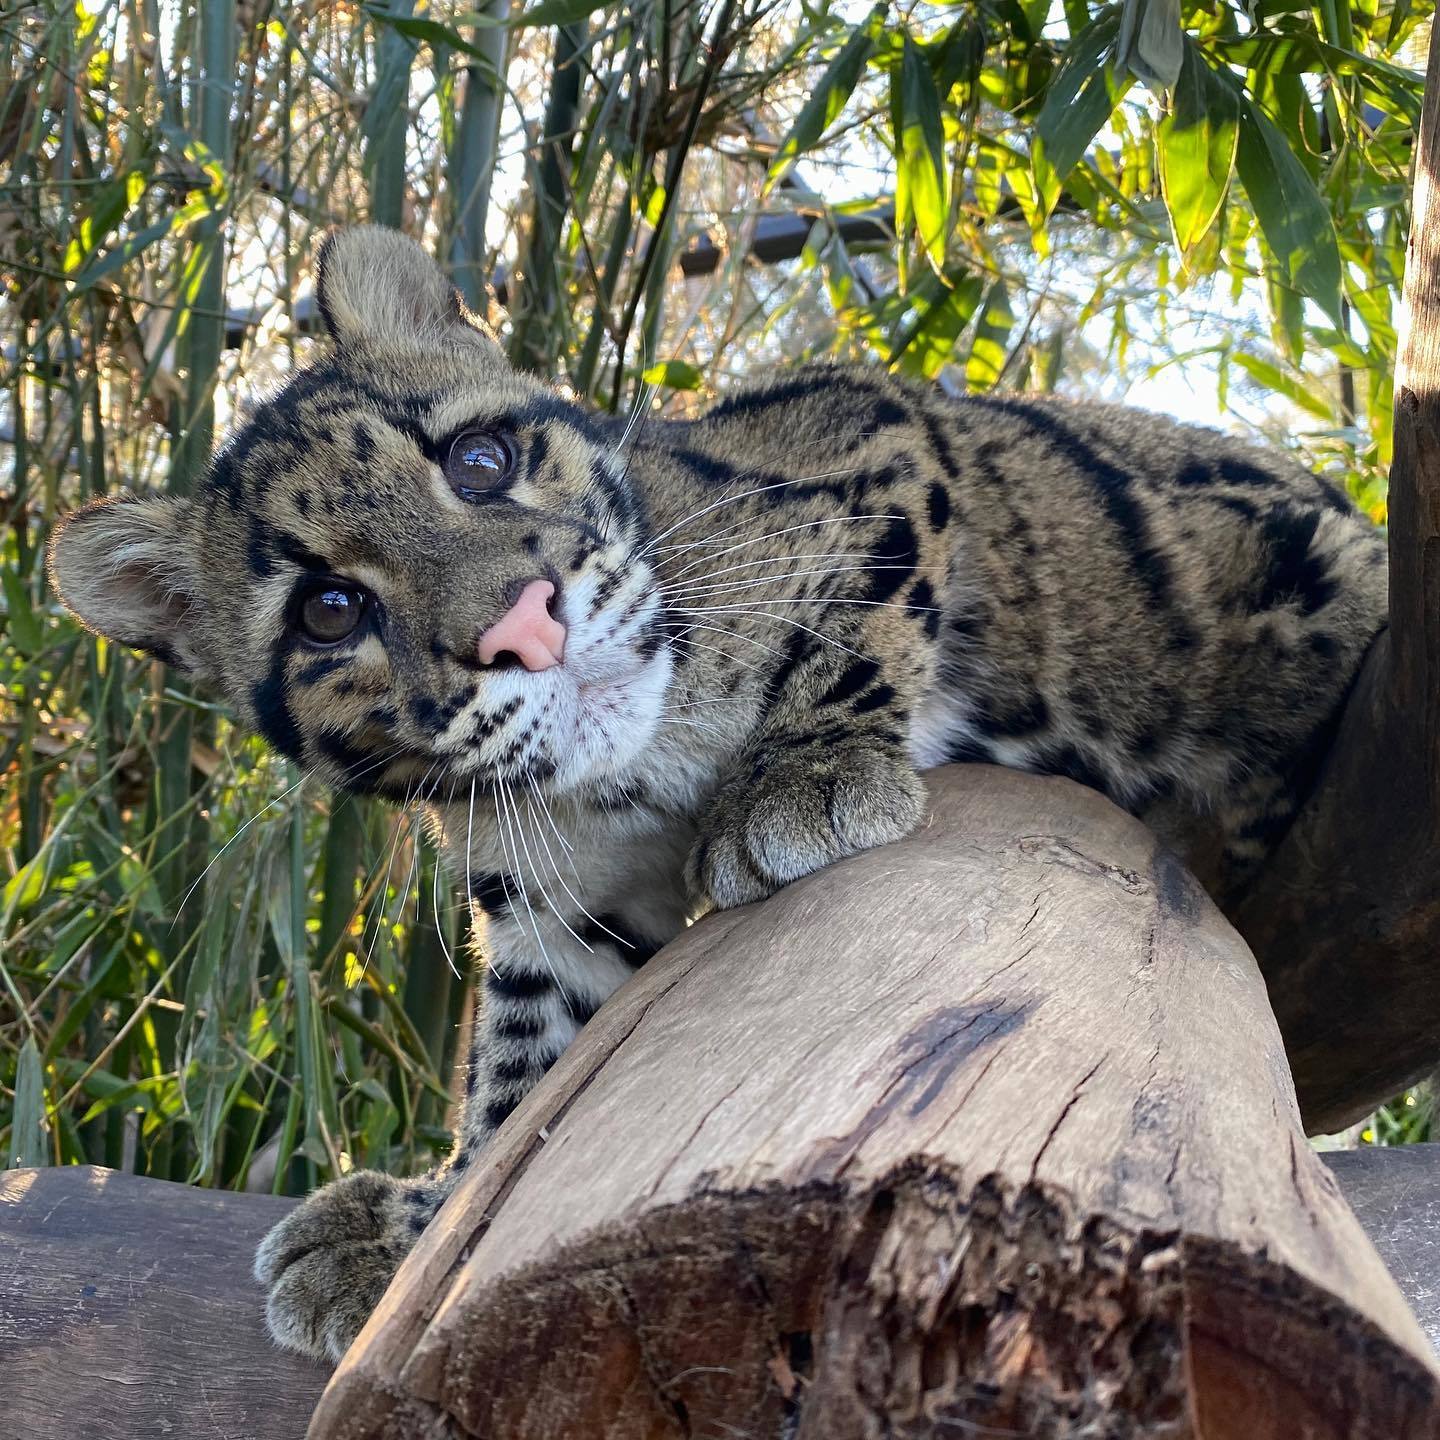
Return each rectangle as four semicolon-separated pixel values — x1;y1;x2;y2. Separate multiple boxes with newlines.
48;226;672;800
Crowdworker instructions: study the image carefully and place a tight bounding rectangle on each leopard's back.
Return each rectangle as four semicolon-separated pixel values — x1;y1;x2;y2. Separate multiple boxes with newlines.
643;366;1387;887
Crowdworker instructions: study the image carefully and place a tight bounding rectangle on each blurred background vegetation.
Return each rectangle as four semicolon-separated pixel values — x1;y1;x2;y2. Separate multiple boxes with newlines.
1;0;1431;1193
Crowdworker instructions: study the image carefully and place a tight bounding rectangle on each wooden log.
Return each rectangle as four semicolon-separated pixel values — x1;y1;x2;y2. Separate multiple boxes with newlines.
0;1155;1432;1440
0;1165;329;1440
1232;16;1440;1131
308;765;1440;1440
1320;1143;1440;1357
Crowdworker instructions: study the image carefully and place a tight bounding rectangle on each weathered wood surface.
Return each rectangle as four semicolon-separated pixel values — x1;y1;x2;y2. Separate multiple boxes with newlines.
1322;1144;1440;1356
1232;15;1440;1132
0;1165;328;1440
0;1147;1435;1440
309;765;1440;1440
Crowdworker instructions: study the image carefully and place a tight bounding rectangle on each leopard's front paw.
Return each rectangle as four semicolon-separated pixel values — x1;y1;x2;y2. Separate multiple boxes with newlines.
254;1169;443;1361
689;742;925;909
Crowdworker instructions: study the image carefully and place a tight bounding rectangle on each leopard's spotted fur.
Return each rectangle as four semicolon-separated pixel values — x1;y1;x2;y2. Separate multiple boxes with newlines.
49;227;1387;1360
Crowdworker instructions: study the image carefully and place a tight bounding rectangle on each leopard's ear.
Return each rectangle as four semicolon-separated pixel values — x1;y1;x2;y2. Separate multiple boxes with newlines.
47;495;204;671
314;225;504;358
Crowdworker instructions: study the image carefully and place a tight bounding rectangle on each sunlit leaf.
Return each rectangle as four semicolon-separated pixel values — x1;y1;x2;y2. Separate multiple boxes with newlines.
1158;41;1239;256
892;33;950;266
966;280;1015;391
1231;352;1334;419
894;271;985;378
641;359;705;390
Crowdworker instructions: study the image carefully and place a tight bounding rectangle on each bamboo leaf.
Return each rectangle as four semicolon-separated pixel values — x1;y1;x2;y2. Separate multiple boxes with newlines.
1233;87;1343;324
1032;13;1132;214
1158;41;1239;256
1116;0;1183;93
966;280;1015;391
766;6;886;195
892;34;950;266
1230;352;1334;419
641;359;705;390
6;1040;49;1168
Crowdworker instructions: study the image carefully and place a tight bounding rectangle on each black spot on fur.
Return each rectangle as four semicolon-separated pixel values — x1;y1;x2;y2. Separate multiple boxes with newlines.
1033;742;1113;797
1068;685;1108;740
295;653;348;685
949;608;989;643
853;684;896;715
946;735;993;764
493;1010;545;1041
819;659;880;707
471;872;517;916
764;630;814;706
579;914;663;967
927;483;951;531
484;1096;519;1130
246;523;275;579
983;399;1178;621
564;991;600;1026
863;516;919;604
975;690;1049;738
907;579;940;638
1176;461;1212;487
485;966;552;1001
1217;457;1276;488
252;637;303;761
1256;506;1336;615
276;533;332;574
352;422;376;464
492;1055;537;1085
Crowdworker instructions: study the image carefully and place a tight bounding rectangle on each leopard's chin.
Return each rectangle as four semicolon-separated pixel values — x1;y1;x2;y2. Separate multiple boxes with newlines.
543;647;674;793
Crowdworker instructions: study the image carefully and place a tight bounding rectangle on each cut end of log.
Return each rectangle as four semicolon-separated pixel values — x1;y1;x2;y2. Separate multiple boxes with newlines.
410;1173;1191;1439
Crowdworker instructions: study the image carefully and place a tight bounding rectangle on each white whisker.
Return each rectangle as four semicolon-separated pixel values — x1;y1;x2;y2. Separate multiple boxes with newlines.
667;619;788;658
655;513;903;568
670;607;869;657
523;777;632;948
642;469;861;554
666;633;768;676
495;778;562;993
432;838;461;980
661;562;934;601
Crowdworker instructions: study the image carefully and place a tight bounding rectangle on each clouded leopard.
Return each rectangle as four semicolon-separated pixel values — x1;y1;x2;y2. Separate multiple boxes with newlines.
48;225;1387;1360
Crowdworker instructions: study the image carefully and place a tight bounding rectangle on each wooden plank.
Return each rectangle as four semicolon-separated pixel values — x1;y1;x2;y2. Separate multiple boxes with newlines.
0;1165;329;1440
309;765;1440;1440
0;1061;1433;1439
1324;1144;1440;1356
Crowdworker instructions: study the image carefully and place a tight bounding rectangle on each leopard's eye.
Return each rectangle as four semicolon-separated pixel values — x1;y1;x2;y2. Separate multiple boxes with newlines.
297;581;367;645
444;428;513;499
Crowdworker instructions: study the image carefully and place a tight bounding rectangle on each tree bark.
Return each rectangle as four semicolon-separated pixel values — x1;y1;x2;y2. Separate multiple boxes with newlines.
308;766;1440;1440
1232;18;1440;1132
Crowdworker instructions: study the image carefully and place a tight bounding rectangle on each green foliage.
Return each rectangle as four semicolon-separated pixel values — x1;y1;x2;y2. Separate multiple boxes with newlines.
1;0;1429;1188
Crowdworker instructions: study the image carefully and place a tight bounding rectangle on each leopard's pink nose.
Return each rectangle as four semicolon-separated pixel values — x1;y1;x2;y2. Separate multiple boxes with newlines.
478;579;566;671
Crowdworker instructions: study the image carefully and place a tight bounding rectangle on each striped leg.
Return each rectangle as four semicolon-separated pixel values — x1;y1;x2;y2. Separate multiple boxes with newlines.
456;892;676;1150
